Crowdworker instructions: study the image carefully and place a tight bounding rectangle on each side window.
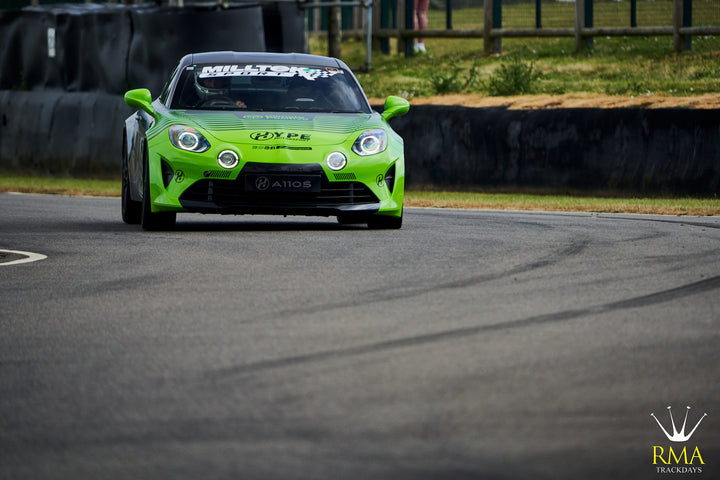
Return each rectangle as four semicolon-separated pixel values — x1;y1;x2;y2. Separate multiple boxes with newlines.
158;65;180;106
169;70;201;109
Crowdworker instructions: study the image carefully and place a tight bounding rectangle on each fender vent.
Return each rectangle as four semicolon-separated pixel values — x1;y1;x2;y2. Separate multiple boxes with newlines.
161;159;174;188
385;163;396;193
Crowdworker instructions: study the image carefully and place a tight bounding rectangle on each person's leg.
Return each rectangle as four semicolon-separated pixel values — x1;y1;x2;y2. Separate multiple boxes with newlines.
414;0;429;52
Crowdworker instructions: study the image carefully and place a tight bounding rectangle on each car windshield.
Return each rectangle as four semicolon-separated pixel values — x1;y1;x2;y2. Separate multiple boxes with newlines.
169;63;370;113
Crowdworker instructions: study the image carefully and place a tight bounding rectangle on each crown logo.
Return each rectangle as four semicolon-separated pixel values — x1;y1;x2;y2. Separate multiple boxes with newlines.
651;406;707;442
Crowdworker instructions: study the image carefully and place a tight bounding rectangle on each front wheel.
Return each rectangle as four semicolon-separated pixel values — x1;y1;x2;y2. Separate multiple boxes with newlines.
140;147;176;231
337;214;366;225
368;211;403;230
121;137;141;224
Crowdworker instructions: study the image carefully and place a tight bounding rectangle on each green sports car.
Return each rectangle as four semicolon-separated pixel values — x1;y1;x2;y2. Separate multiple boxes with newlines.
122;51;409;230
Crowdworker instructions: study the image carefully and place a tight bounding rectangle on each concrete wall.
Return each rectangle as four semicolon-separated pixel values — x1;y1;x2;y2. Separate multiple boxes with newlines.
1;92;719;194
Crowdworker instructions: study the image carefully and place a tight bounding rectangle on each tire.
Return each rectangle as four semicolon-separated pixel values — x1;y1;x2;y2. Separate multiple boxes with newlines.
121;137;141;224
368;210;403;230
337;214;367;225
140;146;176;231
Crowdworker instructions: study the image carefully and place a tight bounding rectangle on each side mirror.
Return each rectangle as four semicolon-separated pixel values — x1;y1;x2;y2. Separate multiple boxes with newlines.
381;96;410;122
124;88;156;117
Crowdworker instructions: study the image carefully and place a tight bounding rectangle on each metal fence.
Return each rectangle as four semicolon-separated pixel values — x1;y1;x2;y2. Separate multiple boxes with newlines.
488;0;720;28
303;0;720;31
4;0;720;56
365;0;720;55
377;0;720;29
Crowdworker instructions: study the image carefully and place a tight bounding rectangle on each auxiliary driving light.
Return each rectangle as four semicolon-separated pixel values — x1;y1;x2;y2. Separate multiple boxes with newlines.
326;152;347;171
217;150;239;169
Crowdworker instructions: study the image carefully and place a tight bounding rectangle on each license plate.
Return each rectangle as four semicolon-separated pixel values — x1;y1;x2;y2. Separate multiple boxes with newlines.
245;174;321;193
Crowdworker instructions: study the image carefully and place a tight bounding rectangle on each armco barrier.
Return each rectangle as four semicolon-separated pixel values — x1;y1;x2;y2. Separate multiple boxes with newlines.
1;91;719;194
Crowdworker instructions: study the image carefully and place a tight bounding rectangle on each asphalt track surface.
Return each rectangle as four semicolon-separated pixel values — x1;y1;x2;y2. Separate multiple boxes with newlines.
1;192;718;480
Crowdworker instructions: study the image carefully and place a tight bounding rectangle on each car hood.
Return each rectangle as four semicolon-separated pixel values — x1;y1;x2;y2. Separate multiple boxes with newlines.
168;110;383;145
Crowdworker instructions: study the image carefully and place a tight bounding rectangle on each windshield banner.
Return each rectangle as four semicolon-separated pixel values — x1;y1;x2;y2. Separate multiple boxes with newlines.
197;65;343;81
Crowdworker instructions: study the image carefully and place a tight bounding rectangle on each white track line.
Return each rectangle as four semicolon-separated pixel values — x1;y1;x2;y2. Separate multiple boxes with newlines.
0;250;47;266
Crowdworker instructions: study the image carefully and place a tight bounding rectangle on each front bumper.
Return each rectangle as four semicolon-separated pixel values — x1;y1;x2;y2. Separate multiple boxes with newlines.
178;162;381;217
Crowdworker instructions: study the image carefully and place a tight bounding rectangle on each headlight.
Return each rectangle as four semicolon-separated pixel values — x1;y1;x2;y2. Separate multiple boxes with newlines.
352;129;387;156
326;152;347;171
169;125;210;153
217;150;239;169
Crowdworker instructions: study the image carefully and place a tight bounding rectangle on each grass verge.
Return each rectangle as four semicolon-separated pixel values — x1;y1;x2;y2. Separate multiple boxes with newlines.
0;175;120;197
1;175;717;216
406;189;720;216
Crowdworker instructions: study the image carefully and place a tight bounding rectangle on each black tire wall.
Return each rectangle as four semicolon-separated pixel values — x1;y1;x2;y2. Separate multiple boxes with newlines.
389;105;720;194
0;3;306;175
127;4;267;95
0;3;305;94
1;5;717;193
2;94;719;195
0;91;131;175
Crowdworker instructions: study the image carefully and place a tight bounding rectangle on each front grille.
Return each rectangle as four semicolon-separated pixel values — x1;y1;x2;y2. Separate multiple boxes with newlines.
203;170;233;179
179;163;379;213
333;172;357;181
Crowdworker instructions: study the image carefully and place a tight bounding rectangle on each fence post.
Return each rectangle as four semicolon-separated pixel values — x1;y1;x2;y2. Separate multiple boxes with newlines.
312;0;321;34
584;0;594;49
380;0;395;54
365;1;373;70
483;0;501;54
673;0;682;52
446;0;453;30
683;0;692;50
535;0;541;29
493;0;502;53
404;0;414;57
484;0;493;55
328;6;342;58
574;0;584;52
672;0;693;52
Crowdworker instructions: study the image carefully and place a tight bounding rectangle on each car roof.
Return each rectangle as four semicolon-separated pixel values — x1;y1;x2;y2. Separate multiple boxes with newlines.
179;52;346;69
